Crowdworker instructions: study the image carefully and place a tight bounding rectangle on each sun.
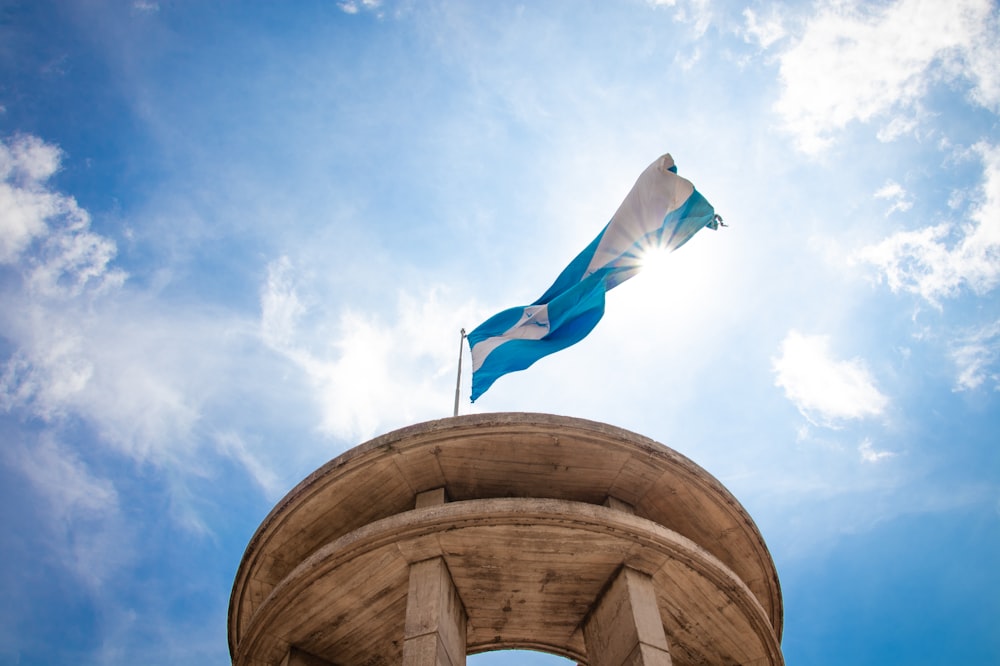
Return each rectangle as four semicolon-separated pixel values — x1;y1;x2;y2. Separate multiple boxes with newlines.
637;244;673;281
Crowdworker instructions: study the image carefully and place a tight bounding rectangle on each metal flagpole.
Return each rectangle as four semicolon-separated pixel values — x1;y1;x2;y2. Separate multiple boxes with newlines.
453;328;466;417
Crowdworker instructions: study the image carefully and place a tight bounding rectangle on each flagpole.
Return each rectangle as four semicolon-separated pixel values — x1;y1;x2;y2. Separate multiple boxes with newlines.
453;328;466;417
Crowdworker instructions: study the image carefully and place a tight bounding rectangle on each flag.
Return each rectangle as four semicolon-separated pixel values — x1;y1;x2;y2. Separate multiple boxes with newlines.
467;153;720;402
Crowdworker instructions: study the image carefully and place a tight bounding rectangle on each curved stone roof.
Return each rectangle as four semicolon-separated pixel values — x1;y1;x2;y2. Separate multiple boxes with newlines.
229;413;783;665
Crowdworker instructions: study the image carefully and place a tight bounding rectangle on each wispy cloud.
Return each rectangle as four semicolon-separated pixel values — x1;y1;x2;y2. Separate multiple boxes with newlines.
337;0;381;16
646;0;713;35
7;435;130;587
0;134;128;424
859;437;896;463
1;136;85;267
874;179;913;216
950;319;1000;391
0;129;199;458
214;431;283;500
260;255;305;350
259;256;475;441
742;7;786;50
13;435;117;520
876;114;920;143
0;135;267;487
0;283;203;467
774;0;1000;153
0;135;125;299
854;142;1000;305
773;330;889;427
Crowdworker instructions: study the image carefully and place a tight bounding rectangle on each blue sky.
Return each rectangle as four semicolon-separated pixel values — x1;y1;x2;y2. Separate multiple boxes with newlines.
1;0;998;664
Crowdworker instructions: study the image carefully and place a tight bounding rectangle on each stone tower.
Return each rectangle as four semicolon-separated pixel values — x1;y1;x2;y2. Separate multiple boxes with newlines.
229;413;783;665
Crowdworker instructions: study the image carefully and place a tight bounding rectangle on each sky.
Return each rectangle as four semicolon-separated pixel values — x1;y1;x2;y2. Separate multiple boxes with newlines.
0;0;998;664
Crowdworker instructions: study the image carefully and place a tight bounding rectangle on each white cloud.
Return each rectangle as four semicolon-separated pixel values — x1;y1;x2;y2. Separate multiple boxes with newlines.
854;142;1000;305
673;46;702;71
647;0;712;35
0;135;126;295
259;256;476;441
742;7;786;49
774;0;1000;153
8;435;129;587
0;135;72;263
0;135;136;433
260;256;306;350
876;114;920;143
28;220;126;298
0;332;93;420
338;0;381;16
874;179;913;216
773;330;889;427
859;437;895;463
874;180;906;201
214;431;283;499
950;319;1000;391
0;299;209;463
0;134;219;468
0;134;61;182
79;325;203;461
13;435;118;520
0;135;441;540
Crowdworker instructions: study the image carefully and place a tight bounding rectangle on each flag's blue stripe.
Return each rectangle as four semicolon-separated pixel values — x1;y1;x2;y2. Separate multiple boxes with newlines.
543;269;611;333
532;225;607;306
660;189;716;251
470;273;608;400
466;305;529;349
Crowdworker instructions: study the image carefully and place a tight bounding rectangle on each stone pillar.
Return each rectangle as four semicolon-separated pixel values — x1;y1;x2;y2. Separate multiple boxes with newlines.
403;488;467;666
402;557;467;666
280;646;336;666
415;487;448;509
584;567;673;666
604;496;636;514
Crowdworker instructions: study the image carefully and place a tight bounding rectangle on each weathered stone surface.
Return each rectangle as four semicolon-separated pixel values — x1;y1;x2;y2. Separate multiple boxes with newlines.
280;647;337;666
229;413;783;666
584;567;671;666
404;557;466;666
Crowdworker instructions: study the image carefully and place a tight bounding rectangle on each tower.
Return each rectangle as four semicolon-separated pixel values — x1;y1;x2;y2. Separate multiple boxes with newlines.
229;413;783;665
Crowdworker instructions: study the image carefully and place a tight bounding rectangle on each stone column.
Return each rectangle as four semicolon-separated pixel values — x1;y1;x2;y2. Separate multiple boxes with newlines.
584;566;673;666
280;646;336;666
402;557;467;666
403;488;467;666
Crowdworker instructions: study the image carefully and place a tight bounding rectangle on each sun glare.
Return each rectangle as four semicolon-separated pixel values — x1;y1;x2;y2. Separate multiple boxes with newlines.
638;245;673;281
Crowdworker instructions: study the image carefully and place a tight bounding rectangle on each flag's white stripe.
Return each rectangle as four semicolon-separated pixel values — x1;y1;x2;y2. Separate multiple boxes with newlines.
586;154;694;274
471;304;550;372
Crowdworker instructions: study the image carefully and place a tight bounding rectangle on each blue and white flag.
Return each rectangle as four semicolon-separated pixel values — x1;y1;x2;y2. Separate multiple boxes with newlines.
467;153;720;402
